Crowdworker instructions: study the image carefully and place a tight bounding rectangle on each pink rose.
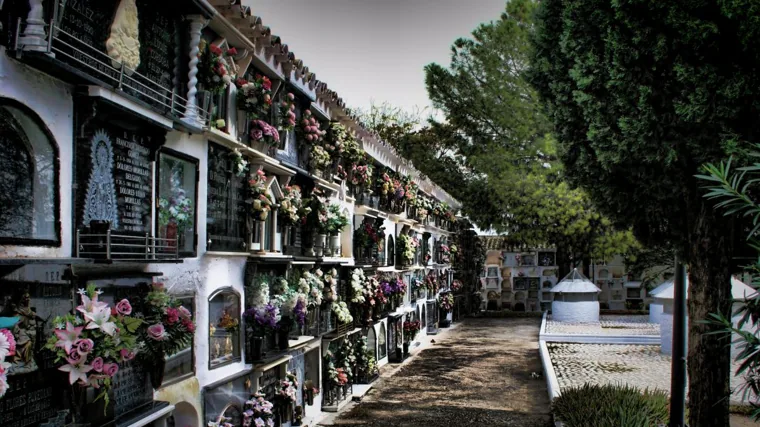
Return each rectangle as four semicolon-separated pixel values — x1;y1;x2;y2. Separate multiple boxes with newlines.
178;306;192;320
120;348;136;362
182;319;195;333
287;93;295;100
67;348;84;365
91;357;104;372
147;324;167;341
288;119;296;126
116;299;132;316
166;308;179;325
103;363;119;377
75;338;94;355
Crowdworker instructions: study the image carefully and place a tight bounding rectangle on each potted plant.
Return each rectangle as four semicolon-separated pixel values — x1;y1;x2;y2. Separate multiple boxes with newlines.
139;286;195;389
325;204;349;257
45;285;142;421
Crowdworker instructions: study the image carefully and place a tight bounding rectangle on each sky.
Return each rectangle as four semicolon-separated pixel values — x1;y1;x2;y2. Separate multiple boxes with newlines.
244;0;507;114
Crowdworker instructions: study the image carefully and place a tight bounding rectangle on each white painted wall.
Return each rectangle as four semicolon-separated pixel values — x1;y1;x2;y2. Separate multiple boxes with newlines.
649;302;663;325
551;300;600;323
0;49;74;258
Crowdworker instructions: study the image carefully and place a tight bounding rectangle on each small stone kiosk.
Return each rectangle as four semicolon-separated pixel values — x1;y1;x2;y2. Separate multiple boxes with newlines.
648;279;675;325
550;269;601;322
657;276;756;355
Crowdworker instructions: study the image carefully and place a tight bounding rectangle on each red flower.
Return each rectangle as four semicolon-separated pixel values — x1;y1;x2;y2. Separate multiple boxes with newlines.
166;307;179;325
236;78;248;87
227;47;238;56
182;319;195;333
209;44;223;55
262;76;272;91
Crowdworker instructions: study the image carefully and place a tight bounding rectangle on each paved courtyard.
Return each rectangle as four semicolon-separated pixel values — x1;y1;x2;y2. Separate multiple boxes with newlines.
544;315;659;335
547;342;752;405
328;318;553;427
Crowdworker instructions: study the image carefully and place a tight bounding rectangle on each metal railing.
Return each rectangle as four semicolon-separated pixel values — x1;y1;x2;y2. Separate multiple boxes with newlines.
15;18;210;125
76;229;179;261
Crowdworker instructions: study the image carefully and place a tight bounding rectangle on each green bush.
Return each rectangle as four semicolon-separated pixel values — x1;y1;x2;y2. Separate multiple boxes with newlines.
552;383;669;427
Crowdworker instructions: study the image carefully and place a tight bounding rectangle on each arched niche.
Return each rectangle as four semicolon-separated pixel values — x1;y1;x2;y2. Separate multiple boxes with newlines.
387;235;395;267
208;287;241;369
0;98;59;244
366;327;377;360
378;323;387;359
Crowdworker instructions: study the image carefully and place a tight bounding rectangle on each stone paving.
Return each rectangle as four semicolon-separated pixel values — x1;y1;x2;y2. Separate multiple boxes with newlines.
327;318;553;427
547;342;752;405
544;314;660;336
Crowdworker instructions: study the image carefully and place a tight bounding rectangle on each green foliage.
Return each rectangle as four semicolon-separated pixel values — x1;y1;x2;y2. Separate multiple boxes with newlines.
551;383;669;427
325;204;349;234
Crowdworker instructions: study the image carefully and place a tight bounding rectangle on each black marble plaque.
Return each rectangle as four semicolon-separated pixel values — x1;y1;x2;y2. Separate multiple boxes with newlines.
207;143;248;252
77;121;154;234
0;372;61;427
57;0;119;81
259;366;280;401
513;277;528;290
112;360;152;417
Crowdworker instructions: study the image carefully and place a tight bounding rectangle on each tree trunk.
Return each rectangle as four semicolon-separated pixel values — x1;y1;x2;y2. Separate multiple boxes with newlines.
686;205;733;427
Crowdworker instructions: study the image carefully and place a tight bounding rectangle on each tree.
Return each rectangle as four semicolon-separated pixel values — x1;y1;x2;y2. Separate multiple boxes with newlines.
530;1;760;424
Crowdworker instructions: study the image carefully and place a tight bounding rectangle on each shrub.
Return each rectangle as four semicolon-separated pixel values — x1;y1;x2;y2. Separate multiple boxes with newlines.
552;383;669;427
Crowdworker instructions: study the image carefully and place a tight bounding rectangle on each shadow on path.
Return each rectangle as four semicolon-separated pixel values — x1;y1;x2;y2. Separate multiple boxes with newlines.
331;317;553;427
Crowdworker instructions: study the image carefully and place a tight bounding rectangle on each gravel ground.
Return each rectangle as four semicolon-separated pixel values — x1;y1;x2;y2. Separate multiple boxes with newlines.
545;315;659;336
328;318;552;427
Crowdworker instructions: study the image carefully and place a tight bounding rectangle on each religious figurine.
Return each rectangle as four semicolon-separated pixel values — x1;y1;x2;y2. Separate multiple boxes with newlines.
1;287;44;374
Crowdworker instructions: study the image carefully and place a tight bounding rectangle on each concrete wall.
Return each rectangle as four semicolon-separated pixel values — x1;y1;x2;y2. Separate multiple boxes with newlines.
551;299;600;323
649;302;663;325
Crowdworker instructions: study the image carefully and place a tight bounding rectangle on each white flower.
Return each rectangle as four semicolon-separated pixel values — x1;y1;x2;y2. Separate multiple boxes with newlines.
0;373;8;398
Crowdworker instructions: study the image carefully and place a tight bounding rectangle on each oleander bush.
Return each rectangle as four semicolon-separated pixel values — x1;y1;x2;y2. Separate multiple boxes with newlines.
552;383;669;427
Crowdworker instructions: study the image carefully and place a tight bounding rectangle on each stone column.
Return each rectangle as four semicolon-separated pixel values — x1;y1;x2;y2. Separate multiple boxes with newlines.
270;207;279;253
18;0;48;52
182;15;208;127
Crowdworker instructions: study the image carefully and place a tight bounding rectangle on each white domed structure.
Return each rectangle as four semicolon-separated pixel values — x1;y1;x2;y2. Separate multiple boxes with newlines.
657;276;756;355
550;269;601;322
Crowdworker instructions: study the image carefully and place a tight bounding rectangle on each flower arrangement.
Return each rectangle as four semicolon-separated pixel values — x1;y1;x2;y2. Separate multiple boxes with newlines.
380;172;394;197
336;338;355;383
248;169;273;221
242;391;275;427
198;41;236;94
231;148;249;177
236;74;272;118
272;277;308;328
304;187;329;234
140;286;195;363
336;165;348;181
209;415;235;427
274;372;298;418
439;292;454;312
326;122;354;156
380;277;407;302
302;270;324;307
373;276;388;306
397;234;417;265
355;336;378;381
323;268;339;303
343;135;364;165
403;320;421;342
45;285;142;406
350;268;366;304
279;93;297;132
451;280;463;293
324;351;348;386
250;119;281;147
332;301;353;324
309;145;332;171
299;110;326;144
217;310;240;333
403;179;418;203
326;204;349;235
365;276;381;307
350;164;373;189
158;172;193;231
243;302;280;337
412;197;433;220
0;328;16;398
440;244;451;264
279;185;308;227
425;273;438;294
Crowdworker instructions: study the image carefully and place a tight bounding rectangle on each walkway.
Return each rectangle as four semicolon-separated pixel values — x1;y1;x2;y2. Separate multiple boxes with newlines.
327;317;553;427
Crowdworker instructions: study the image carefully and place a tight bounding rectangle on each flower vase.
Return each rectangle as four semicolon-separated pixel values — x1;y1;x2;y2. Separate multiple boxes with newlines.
197;90;213;122
165;223;178;251
149;355;166;389
250;335;264;361
328;233;340;257
278;318;292;350
403;341;410;357
315;233;327;257
67;383;90;426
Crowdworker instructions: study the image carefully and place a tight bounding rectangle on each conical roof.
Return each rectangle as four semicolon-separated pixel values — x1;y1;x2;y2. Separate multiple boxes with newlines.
654;276;757;301
649;280;674;297
550;268;601;293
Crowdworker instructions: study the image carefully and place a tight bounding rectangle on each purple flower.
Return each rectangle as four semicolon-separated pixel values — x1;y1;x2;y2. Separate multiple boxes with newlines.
294;298;307;327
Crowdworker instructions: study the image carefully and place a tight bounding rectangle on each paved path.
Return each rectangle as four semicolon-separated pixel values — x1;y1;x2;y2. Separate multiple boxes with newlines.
329;318;553;427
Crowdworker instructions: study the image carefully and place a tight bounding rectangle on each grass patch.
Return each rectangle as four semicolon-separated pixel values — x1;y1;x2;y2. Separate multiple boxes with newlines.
552;383;669;427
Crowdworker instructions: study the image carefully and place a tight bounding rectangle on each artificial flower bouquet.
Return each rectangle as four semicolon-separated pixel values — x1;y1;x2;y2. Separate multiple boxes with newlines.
199;41;236;94
299;110;325;144
231;148;249;177
279;92;297;132
451;279;464;293
323;268;339;303
0;328;16;398
158;190;193;231
403;320;421;342
324;351;348;386
326;204;349;235
243;302;280;338
439;292;455;313
249;119;281;147
45;285;142;407
274;372;298;421
350;268;366;304
279;185;308;227
350;164;373;189
140;286;194;362
248;169;273;221
236;74;273;118
332;301;353;324
440;244;451;264
302;270;324;307
397;234;416;265
242;391;275;427
309;145;331;171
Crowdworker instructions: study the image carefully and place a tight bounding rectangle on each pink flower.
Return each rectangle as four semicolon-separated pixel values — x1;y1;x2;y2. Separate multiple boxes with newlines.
178;306;192;320
182;319;196;333
90;357;104;372
75;338;94;355
166;307;179;325
55;321;84;354
120;348;136;362
66;348;85;365
287;92;295;100
147;323;167;341
0;329;16;358
88;374;109;389
59;363;92;385
116;299;132;316
103;363;119;377
251;130;263;141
